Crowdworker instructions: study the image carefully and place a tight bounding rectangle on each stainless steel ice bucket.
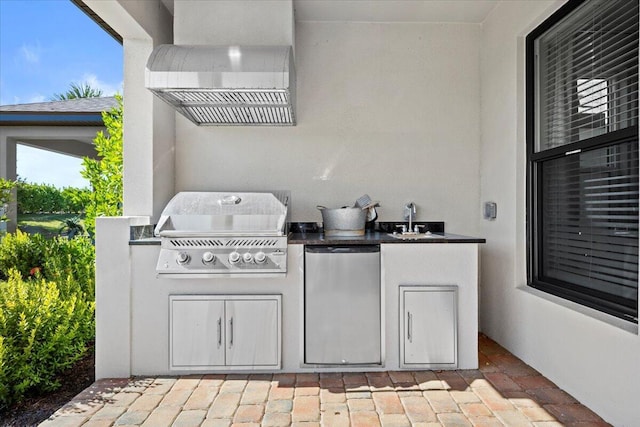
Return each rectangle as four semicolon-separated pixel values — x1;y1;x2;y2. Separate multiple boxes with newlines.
317;206;366;237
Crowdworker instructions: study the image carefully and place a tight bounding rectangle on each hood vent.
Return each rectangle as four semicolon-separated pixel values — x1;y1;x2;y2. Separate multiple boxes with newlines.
145;45;295;126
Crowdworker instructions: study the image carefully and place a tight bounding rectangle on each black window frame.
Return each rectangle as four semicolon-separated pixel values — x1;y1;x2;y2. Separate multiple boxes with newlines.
526;0;639;323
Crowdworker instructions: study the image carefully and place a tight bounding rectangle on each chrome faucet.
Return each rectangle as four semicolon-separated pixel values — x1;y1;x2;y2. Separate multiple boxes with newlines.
404;202;416;233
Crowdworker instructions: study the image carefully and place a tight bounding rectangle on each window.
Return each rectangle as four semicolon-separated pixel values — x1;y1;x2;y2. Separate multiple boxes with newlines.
527;0;639;323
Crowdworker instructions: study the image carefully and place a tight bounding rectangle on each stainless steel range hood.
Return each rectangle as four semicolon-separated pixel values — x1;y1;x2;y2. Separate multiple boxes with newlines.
145;45;295;126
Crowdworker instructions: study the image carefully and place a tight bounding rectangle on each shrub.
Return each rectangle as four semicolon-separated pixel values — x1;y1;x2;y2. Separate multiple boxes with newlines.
0;232;95;409
59;216;85;239
82;94;123;236
0;336;7;405
61;187;91;213
0;231;47;281
16;181;90;214
16;181;63;214
42;236;95;301
0;231;94;296
0;270;94;409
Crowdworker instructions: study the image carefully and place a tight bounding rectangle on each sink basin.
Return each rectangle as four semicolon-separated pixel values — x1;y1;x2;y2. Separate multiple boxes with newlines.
387;232;444;240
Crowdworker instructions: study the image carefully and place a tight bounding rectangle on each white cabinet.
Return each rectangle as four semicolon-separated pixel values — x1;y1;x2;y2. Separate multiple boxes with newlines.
225;298;280;367
171;298;226;367
170;295;281;370
400;285;457;368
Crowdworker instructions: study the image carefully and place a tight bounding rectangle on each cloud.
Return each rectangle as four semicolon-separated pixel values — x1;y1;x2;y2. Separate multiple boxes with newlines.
28;95;46;103
80;73;123;96
17;145;90;189
20;42;41;64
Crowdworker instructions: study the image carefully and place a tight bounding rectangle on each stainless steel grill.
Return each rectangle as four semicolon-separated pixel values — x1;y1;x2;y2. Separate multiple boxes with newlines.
155;191;289;277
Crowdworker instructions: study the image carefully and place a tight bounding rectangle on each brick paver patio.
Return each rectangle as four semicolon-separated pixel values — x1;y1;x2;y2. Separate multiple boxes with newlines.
39;335;610;426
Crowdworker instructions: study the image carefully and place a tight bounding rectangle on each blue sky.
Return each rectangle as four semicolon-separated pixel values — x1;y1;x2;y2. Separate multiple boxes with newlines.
0;0;123;188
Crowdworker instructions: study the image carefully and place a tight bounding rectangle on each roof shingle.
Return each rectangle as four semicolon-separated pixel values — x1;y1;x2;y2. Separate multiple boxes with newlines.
0;96;117;113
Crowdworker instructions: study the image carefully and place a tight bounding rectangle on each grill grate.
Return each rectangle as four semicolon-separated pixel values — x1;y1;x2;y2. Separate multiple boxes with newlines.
170;239;224;247
226;239;280;247
169;238;280;248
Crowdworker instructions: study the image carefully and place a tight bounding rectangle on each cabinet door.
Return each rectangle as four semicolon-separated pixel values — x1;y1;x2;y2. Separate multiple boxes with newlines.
171;298;225;368
401;287;457;367
225;298;280;367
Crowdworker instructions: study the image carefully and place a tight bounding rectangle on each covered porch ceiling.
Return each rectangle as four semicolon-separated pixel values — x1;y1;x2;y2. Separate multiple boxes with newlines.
157;0;499;23
0;97;118;160
0;96;117;232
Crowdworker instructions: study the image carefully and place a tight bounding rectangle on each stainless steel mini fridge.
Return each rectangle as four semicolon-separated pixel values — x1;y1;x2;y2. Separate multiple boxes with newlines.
304;245;381;365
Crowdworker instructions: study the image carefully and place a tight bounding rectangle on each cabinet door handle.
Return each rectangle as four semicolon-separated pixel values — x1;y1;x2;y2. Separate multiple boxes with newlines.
229;317;234;348
217;317;222;347
407;311;413;343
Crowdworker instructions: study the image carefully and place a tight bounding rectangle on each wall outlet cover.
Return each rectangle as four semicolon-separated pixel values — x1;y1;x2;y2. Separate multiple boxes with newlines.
483;202;497;220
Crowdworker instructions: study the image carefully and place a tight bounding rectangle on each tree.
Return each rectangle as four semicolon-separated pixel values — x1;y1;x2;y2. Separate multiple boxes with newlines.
81;94;123;236
51;82;103;101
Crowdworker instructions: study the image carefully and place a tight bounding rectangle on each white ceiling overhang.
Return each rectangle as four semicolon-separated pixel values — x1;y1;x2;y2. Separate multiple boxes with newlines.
160;0;499;24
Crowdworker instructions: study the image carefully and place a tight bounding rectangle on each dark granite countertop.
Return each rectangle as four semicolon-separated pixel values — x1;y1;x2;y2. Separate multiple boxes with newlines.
288;221;484;244
129;224;159;245
288;231;485;245
129;221;485;245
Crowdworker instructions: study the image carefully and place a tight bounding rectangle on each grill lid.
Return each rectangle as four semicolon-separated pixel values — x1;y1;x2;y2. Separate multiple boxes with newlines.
154;191;289;237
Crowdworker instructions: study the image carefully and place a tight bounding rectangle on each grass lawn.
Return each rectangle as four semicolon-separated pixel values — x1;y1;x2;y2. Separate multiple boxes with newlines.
18;213;85;239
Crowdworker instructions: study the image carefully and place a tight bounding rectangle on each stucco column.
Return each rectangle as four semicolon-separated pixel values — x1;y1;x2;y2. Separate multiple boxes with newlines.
84;0;175;223
0;133;17;233
122;38;175;221
95;215;149;379
83;0;174;380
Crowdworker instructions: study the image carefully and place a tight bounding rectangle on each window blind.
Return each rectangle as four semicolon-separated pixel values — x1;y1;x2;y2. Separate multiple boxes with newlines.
541;141;639;314
535;0;639;152
528;0;639;322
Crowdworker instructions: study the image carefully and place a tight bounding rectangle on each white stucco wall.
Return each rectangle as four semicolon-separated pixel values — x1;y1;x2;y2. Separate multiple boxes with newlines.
174;20;482;235
174;0;294;47
89;1;640;424
479;2;640;426
85;0;175;222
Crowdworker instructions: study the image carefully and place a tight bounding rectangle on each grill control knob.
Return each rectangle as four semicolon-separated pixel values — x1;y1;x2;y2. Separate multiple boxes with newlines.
202;252;216;264
176;252;190;265
255;251;267;264
242;252;254;263
228;251;241;265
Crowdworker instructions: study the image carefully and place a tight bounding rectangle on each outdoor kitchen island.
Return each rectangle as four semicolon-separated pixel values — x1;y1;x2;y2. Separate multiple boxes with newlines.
291;226;485;373
103;222;484;380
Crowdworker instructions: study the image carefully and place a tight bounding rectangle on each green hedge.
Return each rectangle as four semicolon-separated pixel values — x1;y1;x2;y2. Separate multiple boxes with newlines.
16;181;91;214
0;231;46;281
0;231;95;409
0;271;94;406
